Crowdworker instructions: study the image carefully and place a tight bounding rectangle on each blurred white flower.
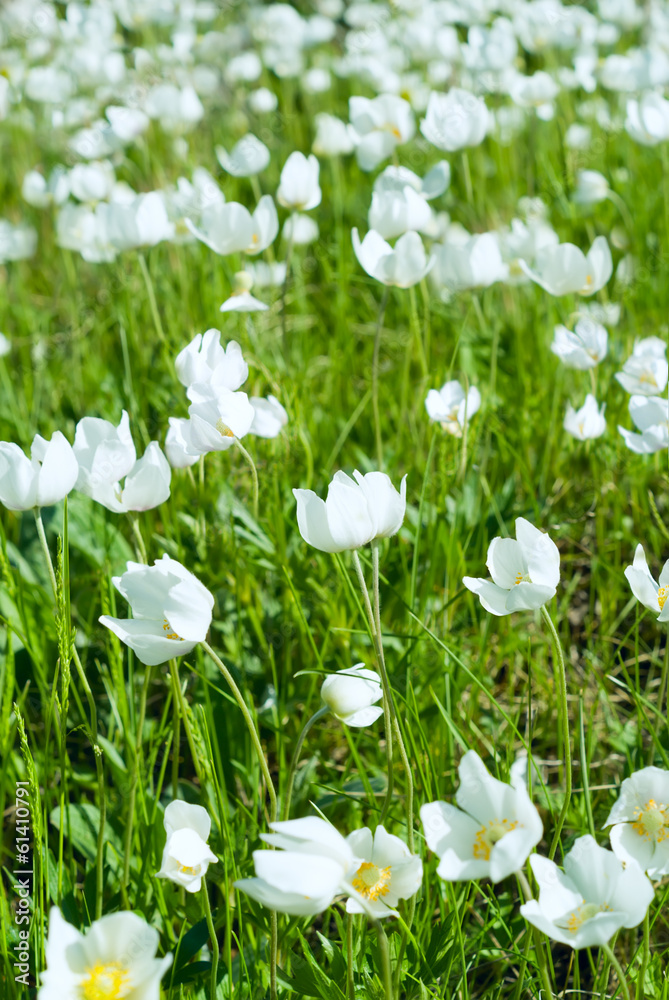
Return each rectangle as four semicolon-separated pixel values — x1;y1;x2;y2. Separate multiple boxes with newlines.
352;229;434;288
520;236;612;296
349;94;415;171
187;197;278;256
420;88;488;152
249;396;288;438
0;432;78;511
175;331;248;390
313;113;356;156
216;134;270;177
572;170;610;205
625;92;669;145
551;318;608;369
619;396;669;453
277;152;321;211
563;394;606;440
425;381;481;436
157;801;218;893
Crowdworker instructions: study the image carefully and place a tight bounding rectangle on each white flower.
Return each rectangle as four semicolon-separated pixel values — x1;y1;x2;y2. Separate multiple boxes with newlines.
277;153;321;211
618;396;669;453
509;71;559;120
0;333;9;357
216;134;270;177
551;318;608;369
349;94;415;171
463;516;560;616
368;187;433;241
99;554;214;666
175;331;248;390
352;229;434;288
573;170;610;205
157;801;218;892
625;92;669;146
312;113;356;157
431;233;508;295
186;383;255;453
293;470;406;553
165;418;200;469
520;236;612;296
234;817;354;916
0;432;78;511
249;396;288;438
605;767;669;877
615;354;668;396
0;220;38;263
420;89;489;152
38;907;172;1000
520;835;653;949
425;381;481;436
564;395;606;440
421;751;543;883
345;826;422;918
187;197;278;256
624;544;669;622
321;665;383;727
283;213;319;245
373;163;451;202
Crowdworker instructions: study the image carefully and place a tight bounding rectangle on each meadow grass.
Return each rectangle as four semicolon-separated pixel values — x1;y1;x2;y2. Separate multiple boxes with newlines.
2;38;669;1000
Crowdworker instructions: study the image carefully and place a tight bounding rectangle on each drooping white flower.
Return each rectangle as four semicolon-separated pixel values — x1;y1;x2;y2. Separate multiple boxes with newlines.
157;801;218;892
249;396;288;438
293;470;406;553
425;381;481;436
520;237;612;296
618;396;669;453
349;94;415;171
624;544;669;622
186;383;255;454
216;134;270;177
421;751;543;883
321;665;383;727
165;418;200;469
420;89;489;152
99;554;214;666
175;331;248;390
520;835;653;949
0;432;78;512
615;352;668;396
219;272;269;313
564;395;606;440
283;213;319;245
551;318;608;369
345;825;422;918
277;153;321;211
352;229;434;288
38;907;172;1000
572;170;610;205
605;767;669;877
234;817;354;916
463;517;560;616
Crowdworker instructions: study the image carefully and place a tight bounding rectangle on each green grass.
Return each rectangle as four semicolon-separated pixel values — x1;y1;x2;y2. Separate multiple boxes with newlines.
3;23;669;1000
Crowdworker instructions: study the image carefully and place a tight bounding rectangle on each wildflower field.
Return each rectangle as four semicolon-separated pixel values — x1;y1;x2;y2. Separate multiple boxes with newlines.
3;0;669;997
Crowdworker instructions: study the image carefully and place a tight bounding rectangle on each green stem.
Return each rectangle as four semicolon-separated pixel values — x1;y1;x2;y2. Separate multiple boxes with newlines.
602;943;631;1000
282;706;329;821
636;910;650;1000
202;879;219;1000
541;607;572;860
138;253;165;343
235;440;259;521
372;287;390;470
517;868;554;999
346;913;355;1000
122;664;152;905
130;515;148;564
375;919;394;1000
201;642;277;824
351;550;394;821
270;912;278;1000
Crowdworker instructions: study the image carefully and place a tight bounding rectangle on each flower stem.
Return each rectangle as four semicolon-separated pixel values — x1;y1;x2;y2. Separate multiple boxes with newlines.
202;879;219;1000
372;287;390;470
351;549;394;821
602;943;632;1000
517;868;554;999
636;910;650;1000
122;663;152;905
375;919;394;1000
201;641;277;823
541;606;572;860
235;439;259;521
346;913;355;1000
282;705;329;821
130;515;148;563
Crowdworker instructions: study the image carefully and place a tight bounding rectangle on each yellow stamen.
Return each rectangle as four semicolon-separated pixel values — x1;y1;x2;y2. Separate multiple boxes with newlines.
639;372;658;388
80;962;132;1000
162;618;183;641
351;861;392;901
631;799;669;841
215;418;235;438
658;587;668;611
472;819;518;861
561;901;608;934
179;863;201;876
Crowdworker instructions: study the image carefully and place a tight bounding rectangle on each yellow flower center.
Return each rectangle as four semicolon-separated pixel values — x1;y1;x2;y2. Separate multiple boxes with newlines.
514;572;531;585
351;861;392;901
179;863;201;876
639;371;658;387
658;588;669;611
584;273;593;289
472;819;518;860
215;419;235;438
559;901;608;935
162;618;183;641
80;962;132;1000
632;799;669;840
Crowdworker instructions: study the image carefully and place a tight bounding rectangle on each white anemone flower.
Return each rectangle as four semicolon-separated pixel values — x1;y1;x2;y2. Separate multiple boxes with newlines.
38;907;172;1000
605;767;669;877
175;331;248;390
520;835;653;948
625;92;669;145
215;134;270;177
349;94;415;172
615;354;668;396
249;396;288;438
563;395;606;440
572;170;610;205
345;826;422;918
463;517;560;616
277;152;321;211
186;197;278;256
420;88;489;152
186;383;255;452
425;381;481;436
352;229;434;288
618;396;669;453
293;470;406;553
551;318;608;369
321;665;383;727
234;817;354;916
624;544;669;622
99;554;214;666
520;237;612;296
0;432;78;511
157;801;218;892
165;418;200;469
421;751;543;883
219;272;269;313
